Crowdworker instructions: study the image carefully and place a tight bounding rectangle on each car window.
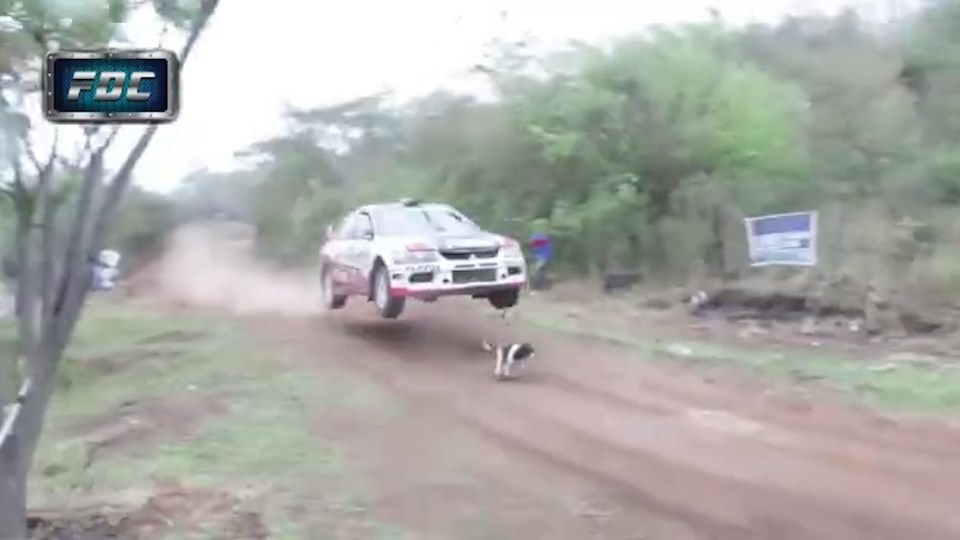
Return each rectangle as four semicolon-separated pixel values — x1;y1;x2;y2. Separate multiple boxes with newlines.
330;214;353;240
373;206;481;236
354;213;374;238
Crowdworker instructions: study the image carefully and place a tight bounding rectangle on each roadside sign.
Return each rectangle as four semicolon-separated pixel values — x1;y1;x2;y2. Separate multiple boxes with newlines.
744;211;818;267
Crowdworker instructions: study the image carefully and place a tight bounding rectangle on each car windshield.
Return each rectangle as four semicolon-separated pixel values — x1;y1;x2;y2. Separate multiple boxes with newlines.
374;206;481;236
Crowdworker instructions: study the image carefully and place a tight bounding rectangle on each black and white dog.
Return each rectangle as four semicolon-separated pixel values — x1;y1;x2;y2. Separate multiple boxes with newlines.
482;340;536;380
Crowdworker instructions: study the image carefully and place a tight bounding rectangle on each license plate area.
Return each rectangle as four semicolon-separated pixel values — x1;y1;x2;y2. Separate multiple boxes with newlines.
452;268;497;284
408;264;439;273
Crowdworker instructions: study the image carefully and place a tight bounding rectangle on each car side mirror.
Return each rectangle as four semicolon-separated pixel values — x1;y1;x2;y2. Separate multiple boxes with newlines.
361;230;374;241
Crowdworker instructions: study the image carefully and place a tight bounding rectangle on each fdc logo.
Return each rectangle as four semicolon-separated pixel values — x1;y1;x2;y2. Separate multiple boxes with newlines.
44;49;180;123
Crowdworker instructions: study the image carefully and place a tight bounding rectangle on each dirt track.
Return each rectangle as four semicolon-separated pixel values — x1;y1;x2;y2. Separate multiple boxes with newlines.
138;224;960;539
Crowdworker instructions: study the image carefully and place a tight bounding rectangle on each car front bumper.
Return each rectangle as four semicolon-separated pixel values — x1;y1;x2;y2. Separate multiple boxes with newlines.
387;257;527;298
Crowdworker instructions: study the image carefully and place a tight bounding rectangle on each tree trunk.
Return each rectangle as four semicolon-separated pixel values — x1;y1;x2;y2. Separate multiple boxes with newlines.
705;202;726;278
0;6;220;534
626;230;642;269
0;431;27;540
0;347;57;540
13;213;33;357
830;199;847;275
646;218;669;276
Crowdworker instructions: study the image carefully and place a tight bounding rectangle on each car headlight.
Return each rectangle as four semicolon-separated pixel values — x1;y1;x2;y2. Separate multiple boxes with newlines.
500;238;523;259
392;246;439;265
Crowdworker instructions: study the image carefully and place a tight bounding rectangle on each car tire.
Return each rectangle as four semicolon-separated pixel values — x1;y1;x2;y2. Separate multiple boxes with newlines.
372;263;405;319
487;288;520;310
321;267;347;310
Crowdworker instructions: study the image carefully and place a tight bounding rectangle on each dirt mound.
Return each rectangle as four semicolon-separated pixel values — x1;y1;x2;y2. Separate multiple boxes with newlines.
692;276;952;336
28;486;268;539
28;511;124;540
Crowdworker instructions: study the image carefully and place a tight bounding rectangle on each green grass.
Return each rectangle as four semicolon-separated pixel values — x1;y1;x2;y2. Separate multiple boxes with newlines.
25;298;411;538
523;303;960;413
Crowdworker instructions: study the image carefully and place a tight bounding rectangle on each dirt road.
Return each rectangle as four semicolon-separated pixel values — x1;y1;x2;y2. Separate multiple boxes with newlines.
139;224;960;539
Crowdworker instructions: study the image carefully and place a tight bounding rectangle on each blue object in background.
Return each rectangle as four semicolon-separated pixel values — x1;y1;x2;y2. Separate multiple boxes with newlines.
528;232;553;263
744;211;818;266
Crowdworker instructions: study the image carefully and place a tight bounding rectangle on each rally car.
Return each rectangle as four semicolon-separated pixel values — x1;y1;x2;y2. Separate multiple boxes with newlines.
318;199;527;319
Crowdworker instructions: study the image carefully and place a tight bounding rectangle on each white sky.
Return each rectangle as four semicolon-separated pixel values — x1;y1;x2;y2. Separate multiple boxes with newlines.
32;0;903;193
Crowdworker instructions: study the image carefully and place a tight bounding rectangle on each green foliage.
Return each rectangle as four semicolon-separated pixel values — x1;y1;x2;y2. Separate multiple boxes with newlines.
924;150;960;204
213;25;811;275
176;4;960;291
107;187;178;272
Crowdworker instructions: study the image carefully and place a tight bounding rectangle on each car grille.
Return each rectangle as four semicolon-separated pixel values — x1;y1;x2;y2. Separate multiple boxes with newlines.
452;268;497;284
440;248;499;260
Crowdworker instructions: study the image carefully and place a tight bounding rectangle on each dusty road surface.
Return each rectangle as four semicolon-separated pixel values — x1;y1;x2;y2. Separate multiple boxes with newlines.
136;224;960;540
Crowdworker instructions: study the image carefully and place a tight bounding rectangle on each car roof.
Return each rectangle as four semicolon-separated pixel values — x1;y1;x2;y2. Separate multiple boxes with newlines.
357;201;455;214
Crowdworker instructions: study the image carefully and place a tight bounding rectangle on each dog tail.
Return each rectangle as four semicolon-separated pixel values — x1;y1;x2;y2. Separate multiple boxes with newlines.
481;340;494;352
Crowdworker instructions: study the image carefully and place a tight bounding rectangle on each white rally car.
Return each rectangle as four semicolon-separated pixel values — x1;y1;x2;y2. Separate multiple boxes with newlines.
319;199;527;319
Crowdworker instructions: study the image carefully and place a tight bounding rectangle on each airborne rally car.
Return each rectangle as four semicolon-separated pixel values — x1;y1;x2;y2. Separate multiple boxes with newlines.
319;199;527;319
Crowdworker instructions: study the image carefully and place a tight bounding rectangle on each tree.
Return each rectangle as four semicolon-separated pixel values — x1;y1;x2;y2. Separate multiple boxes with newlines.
206;1;960;311
0;1;222;537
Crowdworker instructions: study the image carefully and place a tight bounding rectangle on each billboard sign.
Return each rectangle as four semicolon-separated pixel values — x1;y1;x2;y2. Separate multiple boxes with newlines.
744;211;818;267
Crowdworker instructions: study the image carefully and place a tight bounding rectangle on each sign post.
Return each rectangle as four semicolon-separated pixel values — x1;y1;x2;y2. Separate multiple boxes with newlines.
744;211;818;267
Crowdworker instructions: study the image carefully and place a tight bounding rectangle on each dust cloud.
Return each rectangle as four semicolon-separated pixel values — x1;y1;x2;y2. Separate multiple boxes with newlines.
138;222;321;316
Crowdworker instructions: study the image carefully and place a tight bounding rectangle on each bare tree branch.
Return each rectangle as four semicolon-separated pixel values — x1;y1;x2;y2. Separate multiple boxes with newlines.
52;146;104;348
46;131;59;170
0;6;225;537
56;0;221;346
22;140;43;174
94;0;220;235
10;155;35;364
96;126;122;154
158;22;170;48
32;162;56;355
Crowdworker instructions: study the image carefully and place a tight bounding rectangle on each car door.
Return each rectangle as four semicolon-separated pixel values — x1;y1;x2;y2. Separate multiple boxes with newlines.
323;213;357;290
342;211;376;295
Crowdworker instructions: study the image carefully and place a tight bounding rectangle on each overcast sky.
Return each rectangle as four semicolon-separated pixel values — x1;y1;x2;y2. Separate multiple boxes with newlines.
38;0;893;193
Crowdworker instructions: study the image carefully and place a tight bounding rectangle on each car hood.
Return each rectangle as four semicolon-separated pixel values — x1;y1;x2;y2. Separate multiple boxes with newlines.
388;231;502;251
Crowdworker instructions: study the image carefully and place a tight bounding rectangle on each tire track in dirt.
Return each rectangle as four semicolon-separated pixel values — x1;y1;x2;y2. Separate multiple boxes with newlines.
138;224;960;539
523;325;960;459
303;306;960;540
521;342;960;494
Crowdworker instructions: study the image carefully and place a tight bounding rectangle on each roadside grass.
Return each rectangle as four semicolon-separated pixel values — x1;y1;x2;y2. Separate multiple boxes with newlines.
13;298;410;539
519;297;960;413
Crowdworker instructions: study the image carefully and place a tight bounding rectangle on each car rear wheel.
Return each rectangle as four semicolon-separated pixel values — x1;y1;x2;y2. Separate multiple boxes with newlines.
321;268;347;310
372;263;405;319
487;288;520;310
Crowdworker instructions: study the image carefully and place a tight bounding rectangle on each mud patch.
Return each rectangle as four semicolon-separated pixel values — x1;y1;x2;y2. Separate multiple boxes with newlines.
28;511;126;540
28;486;268;539
698;282;950;337
125;485;269;539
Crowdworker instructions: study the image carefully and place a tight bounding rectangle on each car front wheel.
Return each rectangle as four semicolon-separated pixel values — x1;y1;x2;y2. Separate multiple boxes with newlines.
372;263;405;319
487;288;520;310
